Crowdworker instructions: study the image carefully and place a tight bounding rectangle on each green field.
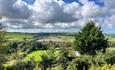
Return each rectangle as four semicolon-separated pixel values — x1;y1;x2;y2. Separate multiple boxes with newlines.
5;32;115;42
6;33;33;40
107;37;115;41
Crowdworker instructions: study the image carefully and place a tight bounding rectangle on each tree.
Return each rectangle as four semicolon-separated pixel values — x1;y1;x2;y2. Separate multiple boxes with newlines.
0;23;6;68
73;21;108;55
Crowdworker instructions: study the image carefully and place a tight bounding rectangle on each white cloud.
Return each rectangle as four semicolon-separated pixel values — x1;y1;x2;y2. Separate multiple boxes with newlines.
104;0;115;9
104;0;115;14
0;0;115;33
81;2;100;18
31;0;80;24
104;15;115;28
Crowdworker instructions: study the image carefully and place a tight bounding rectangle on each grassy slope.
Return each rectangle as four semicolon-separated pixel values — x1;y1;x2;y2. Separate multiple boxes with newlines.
23;50;60;62
23;50;47;62
49;35;75;42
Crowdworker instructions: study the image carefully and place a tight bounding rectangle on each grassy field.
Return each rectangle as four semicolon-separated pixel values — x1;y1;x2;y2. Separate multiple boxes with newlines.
55;36;75;42
107;36;115;41
6;33;33;40
5;32;115;42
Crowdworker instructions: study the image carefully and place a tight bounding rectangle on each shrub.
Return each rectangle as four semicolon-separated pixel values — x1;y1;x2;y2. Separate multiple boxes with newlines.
105;51;115;65
89;64;115;70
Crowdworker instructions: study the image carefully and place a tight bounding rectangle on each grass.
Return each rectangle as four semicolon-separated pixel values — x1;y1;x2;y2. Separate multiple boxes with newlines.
106;36;115;41
23;50;47;62
109;37;115;41
49;35;75;42
6;33;33;40
23;50;60;62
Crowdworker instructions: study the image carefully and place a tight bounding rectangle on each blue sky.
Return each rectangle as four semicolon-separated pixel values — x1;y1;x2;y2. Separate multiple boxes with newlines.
24;0;104;6
23;0;104;6
0;0;115;33
22;0;35;4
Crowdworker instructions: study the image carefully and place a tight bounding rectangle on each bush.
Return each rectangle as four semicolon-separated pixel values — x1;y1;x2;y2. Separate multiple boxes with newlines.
105;51;115;65
67;59;77;70
6;60;35;70
68;55;93;70
89;64;115;70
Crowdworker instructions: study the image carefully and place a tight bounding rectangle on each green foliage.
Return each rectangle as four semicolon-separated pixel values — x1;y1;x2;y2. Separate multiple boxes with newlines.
39;48;56;70
104;51;115;65
67;59;77;70
23;50;47;62
70;51;115;70
58;47;70;70
93;51;115;66
6;60;35;70
0;23;7;65
89;64;115;70
30;40;48;50
51;65;63;70
73;21;108;55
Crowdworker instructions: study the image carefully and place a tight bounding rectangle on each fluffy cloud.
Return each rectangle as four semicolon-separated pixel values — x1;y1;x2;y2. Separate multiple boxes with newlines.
0;0;31;19
104;15;115;28
31;0;80;23
0;0;115;33
104;0;115;9
104;0;115;14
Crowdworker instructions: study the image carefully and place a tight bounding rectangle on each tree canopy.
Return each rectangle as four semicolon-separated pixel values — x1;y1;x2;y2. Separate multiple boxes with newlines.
73;21;108;55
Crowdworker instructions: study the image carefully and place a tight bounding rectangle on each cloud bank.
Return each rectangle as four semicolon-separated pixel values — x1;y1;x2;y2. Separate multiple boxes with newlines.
0;0;115;32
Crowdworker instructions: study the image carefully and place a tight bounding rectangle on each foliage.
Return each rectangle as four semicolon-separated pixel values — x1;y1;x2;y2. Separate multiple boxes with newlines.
30;40;48;50
1;21;115;70
89;64;115;70
73;21;108;55
23;50;47;62
105;51;115;65
67;59;77;70
58;47;70;70
93;51;115;66
51;65;63;70
39;47;56;70
0;23;7;65
6;60;35;70
9;40;48;55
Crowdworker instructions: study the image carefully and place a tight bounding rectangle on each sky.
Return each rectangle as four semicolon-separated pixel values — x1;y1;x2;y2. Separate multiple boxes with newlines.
0;0;115;33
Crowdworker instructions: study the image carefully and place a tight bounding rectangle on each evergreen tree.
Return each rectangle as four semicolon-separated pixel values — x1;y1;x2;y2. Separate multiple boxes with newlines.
73;21;108;55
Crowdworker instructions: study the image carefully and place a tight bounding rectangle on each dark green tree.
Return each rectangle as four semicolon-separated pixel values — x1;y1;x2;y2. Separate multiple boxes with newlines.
73;21;108;55
0;23;6;69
